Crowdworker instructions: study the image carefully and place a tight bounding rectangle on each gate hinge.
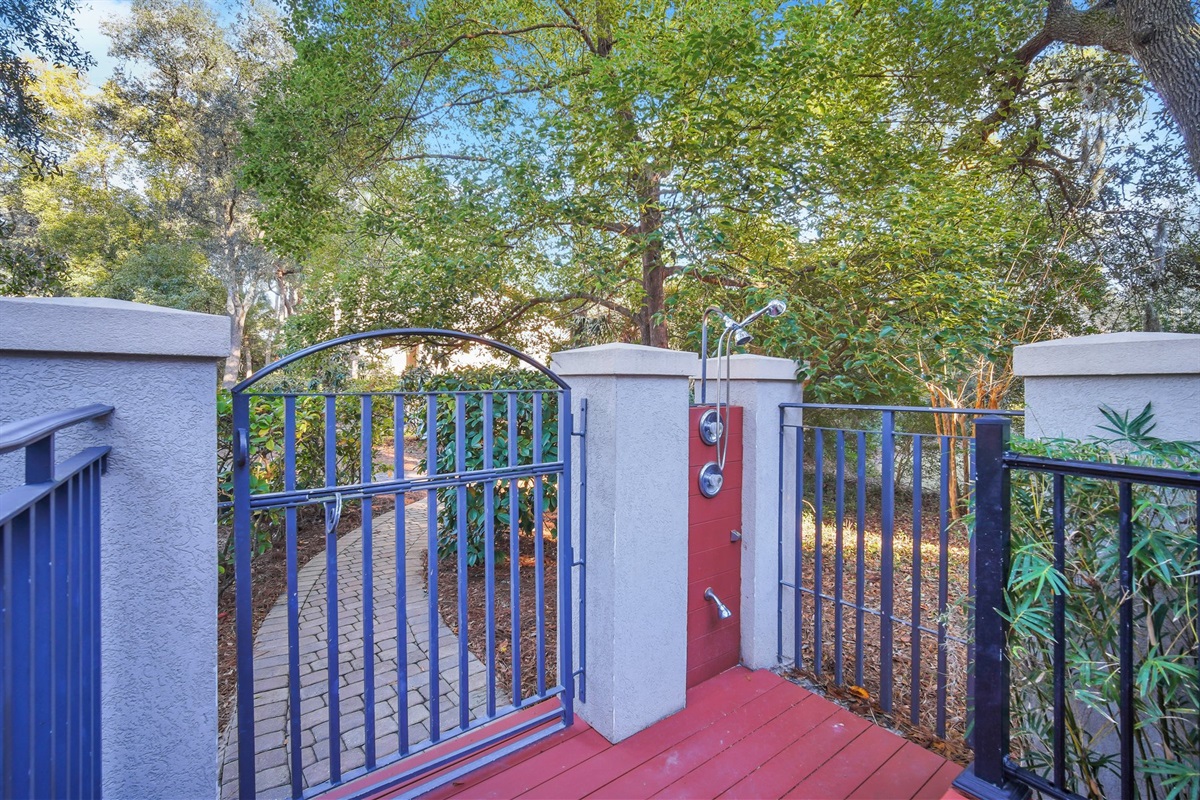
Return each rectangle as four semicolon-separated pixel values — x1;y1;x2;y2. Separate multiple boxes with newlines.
571;398;588;437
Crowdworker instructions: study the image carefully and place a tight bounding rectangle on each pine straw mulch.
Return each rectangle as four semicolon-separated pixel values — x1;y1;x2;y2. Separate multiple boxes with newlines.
431;518;559;704
788;469;975;765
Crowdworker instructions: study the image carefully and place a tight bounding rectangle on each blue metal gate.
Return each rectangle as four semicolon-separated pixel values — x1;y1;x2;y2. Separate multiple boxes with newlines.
230;330;584;799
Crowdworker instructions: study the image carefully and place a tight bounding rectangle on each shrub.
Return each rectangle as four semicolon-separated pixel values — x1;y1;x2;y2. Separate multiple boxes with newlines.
216;387;384;581
1003;405;1199;799
399;366;560;567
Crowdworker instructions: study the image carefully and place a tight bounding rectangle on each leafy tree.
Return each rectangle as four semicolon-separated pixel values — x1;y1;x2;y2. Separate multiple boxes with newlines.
101;242;226;313
982;0;1200;181
0;0;93;174
104;0;290;384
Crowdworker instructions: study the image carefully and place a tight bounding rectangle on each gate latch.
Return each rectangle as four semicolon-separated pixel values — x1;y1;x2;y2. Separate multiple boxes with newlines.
322;493;344;536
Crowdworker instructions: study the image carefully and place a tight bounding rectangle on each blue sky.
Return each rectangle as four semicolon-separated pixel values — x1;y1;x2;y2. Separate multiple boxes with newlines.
71;0;134;87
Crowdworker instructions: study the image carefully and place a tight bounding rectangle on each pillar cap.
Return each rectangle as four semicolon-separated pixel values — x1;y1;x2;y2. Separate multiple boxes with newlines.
1014;332;1200;377
0;297;231;359
697;354;798;382
550;343;698;378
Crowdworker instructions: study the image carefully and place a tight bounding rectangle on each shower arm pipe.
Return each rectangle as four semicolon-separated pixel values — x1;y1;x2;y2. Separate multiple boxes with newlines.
699;306;728;405
713;324;737;470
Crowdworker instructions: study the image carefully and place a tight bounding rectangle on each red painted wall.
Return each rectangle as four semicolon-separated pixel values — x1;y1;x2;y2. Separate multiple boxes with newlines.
687;405;743;688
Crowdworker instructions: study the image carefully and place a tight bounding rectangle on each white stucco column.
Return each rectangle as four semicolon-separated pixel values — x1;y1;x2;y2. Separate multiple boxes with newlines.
1014;332;1200;442
550;343;697;743
0;297;229;799
698;354;802;670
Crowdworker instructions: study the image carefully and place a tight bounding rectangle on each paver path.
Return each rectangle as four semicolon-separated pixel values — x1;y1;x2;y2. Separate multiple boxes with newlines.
218;496;488;799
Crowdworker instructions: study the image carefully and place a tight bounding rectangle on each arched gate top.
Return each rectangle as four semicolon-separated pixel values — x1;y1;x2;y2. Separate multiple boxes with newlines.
231;328;570;393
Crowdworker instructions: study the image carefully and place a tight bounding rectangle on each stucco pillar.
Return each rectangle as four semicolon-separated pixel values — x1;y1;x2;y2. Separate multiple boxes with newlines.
549;343;697;743
697;354;802;670
1014;332;1200;442
0;297;229;799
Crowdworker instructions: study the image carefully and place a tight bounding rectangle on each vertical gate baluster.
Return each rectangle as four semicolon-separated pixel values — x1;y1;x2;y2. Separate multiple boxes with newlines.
1052;473;1066;791
324;394;341;783
834;431;845;685
362;395;377;767
508;393;521;708
936;435;950;739
533;393;546;697
1118;481;1134;800
813;428;824;676
482;393;497;718
284;397;303;798
880;411;895;713
558;390;575;725
394;396;409;756
426;395;440;742
856;430;867;688
454;394;469;733
232;391;255;799
794;427;804;668
911;434;922;727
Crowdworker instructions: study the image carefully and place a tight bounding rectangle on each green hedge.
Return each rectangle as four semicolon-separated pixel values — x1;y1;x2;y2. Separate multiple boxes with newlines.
399;366;559;567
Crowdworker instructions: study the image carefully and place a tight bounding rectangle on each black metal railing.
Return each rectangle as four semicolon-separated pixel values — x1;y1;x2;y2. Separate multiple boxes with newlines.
956;416;1200;800
0;404;112;799
778;403;1023;746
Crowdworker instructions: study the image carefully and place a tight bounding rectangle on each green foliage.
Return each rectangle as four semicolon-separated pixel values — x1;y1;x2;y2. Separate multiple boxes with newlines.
242;0;1180;398
1004;405;1199;798
0;0;93;174
102;242;225;313
215;387;376;579
399;367;560;567
0;235;67;295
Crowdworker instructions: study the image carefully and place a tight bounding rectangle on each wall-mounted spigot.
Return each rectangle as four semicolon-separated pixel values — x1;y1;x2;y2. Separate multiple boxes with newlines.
704;587;733;620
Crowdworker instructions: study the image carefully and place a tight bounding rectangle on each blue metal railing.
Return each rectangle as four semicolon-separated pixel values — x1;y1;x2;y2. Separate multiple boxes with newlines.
955;416;1200;800
0;404;112;800
777;402;1023;745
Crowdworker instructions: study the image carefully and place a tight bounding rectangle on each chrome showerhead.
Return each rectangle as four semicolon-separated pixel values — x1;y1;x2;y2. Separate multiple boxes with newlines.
737;299;787;328
722;313;753;346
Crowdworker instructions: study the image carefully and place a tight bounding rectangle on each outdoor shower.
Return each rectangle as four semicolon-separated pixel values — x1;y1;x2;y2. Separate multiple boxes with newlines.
696;299;787;498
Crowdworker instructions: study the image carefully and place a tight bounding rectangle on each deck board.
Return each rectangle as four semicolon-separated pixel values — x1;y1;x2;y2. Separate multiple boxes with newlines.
374;667;967;800
784;723;907;798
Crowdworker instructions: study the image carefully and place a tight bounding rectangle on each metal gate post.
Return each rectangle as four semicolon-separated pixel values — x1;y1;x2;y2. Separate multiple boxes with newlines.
953;416;1028;800
232;390;256;799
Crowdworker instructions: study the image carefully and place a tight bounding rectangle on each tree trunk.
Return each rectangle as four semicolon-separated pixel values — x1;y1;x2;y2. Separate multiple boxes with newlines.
1120;0;1200;179
636;165;669;348
223;290;248;387
1035;0;1200;179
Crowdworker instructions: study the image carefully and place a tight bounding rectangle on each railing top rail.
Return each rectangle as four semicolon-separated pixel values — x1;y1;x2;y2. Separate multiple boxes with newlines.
0;403;114;456
231;328;570;392
1004;451;1200;490
781;402;1025;417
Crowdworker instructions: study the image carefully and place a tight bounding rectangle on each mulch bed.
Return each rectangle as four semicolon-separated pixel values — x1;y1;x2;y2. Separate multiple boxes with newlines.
432;518;559;704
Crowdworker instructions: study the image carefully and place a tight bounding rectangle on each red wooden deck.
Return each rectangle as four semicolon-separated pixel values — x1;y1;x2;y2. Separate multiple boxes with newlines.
368;667;968;800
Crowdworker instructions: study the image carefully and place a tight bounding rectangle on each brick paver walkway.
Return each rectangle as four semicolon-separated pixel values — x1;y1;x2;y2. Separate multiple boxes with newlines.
218;497;488;799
